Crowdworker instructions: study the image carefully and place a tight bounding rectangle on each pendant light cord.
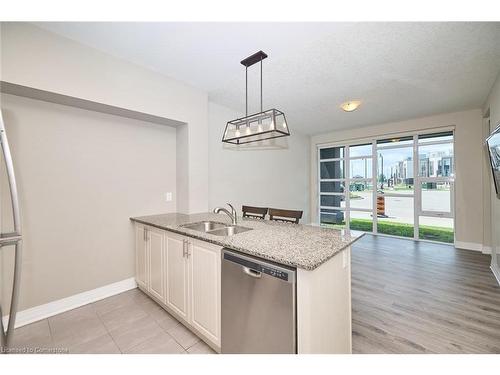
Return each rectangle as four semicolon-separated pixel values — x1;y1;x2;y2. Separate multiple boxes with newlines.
260;56;263;112
245;66;248;117
244;53;264;117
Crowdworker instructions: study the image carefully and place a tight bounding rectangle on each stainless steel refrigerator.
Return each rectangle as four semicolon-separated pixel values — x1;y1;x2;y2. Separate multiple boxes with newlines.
0;110;22;351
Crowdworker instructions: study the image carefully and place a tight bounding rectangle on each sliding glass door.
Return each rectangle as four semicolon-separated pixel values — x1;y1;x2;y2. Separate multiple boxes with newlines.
318;130;455;243
376;136;415;238
348;144;374;232
416;132;454;242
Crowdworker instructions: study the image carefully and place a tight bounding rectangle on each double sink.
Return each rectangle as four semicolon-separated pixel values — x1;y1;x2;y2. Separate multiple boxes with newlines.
181;221;252;236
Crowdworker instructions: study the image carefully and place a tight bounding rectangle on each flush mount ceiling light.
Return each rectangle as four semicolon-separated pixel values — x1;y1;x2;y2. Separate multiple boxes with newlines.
340;100;361;112
222;51;290;145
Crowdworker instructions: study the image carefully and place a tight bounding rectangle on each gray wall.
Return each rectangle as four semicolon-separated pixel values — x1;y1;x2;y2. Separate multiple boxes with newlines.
208;102;311;222
0;22;212;311
1;94;177;310
1;22;209;214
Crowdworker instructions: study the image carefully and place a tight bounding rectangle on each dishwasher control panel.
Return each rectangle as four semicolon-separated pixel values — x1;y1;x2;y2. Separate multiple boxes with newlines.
223;251;293;282
259;266;289;281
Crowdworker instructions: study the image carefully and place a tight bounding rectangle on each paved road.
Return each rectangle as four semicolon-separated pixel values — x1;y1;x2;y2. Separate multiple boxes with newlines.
349;191;453;228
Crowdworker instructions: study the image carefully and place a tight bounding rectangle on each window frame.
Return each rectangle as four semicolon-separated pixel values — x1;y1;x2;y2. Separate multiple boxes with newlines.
317;128;455;244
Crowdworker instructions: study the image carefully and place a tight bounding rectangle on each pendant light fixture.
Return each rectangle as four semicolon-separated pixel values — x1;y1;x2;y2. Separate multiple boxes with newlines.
222;51;290;145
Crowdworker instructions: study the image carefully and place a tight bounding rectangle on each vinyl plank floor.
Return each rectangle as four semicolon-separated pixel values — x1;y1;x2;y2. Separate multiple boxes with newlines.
351;234;500;354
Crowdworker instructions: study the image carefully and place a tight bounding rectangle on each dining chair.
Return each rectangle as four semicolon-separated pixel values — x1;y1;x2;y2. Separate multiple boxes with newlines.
242;205;268;219
268;208;303;224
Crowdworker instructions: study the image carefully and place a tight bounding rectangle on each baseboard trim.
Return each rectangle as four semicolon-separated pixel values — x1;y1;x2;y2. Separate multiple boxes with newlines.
491;263;500;286
2;277;137;329
454;241;491;254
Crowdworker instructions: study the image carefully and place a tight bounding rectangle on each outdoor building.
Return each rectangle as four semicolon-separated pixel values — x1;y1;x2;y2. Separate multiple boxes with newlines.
389;157;413;186
419;151;454;177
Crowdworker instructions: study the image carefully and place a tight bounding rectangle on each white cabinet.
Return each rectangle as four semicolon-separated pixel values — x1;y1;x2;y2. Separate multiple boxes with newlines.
165;232;190;321
135;224;148;289
134;223;221;350
148;227;165;302
135;225;166;302
189;239;221;347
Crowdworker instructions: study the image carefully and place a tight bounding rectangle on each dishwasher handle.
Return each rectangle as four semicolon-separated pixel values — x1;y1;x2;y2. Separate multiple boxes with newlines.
243;267;262;278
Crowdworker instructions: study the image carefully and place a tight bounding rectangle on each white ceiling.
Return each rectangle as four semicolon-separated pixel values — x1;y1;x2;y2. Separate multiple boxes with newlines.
34;22;500;135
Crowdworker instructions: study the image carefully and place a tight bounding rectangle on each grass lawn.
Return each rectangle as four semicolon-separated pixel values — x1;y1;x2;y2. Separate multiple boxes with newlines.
323;218;453;243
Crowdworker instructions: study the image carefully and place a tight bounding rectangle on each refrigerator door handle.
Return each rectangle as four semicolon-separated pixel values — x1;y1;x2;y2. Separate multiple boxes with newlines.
0;113;21;234
0;111;23;350
0;232;22;247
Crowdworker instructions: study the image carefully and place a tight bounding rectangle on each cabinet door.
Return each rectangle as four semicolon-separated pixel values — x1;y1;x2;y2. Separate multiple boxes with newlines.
148;228;165;302
165;232;189;321
189;240;221;346
135;224;148;289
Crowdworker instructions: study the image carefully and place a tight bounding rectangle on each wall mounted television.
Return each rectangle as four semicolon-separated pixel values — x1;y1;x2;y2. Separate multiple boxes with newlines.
486;123;500;199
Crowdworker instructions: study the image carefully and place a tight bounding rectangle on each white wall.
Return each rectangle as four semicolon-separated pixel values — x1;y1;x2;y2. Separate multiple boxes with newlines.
483;73;500;276
0;22;208;214
1;94;177;310
208;102;311;222
310;109;486;249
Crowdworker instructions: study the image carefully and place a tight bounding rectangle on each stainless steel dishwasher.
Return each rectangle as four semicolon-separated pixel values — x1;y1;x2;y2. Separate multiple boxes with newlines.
221;249;296;354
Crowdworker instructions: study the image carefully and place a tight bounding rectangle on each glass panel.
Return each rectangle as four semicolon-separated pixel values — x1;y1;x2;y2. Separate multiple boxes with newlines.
349;181;373;210
320;147;344;160
377;135;414;148
418;143;454;177
377;146;414;194
377;195;414;238
349;157;372;179
320;160;344;179
418;131;453;144
419;216;454;243
320;209;346;228
421;182;451;213
320;194;345;208
320;181;345;193
349;143;372;157
350;211;373;232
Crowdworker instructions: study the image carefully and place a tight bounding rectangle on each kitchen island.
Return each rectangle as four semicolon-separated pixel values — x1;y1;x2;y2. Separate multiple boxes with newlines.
130;212;362;354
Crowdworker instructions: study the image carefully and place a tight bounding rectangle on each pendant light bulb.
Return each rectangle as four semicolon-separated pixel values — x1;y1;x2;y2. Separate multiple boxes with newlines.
270;119;275;130
257;123;263;132
245;126;251;135
282;121;287;129
235;127;240;137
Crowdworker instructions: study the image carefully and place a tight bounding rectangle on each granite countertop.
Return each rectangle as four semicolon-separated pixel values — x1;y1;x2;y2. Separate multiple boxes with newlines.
130;212;363;271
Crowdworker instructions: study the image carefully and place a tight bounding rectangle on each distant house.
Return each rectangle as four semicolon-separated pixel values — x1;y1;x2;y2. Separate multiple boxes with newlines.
389;157;414;186
419;151;453;178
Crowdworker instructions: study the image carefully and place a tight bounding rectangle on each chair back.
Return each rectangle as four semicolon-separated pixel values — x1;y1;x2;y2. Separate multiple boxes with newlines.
242;205;268;219
268;208;303;224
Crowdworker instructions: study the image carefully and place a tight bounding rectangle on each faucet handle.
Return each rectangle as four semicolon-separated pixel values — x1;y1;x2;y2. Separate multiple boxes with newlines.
226;203;237;225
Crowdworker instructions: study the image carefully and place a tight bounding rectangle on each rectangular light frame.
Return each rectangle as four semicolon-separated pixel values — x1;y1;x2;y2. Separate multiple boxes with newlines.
222;108;290;145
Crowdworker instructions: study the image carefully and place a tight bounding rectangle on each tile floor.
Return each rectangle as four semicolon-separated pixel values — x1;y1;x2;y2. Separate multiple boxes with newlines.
9;288;216;354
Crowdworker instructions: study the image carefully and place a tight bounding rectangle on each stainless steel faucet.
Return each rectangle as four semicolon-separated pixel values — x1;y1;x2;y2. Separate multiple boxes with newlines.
213;203;238;226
